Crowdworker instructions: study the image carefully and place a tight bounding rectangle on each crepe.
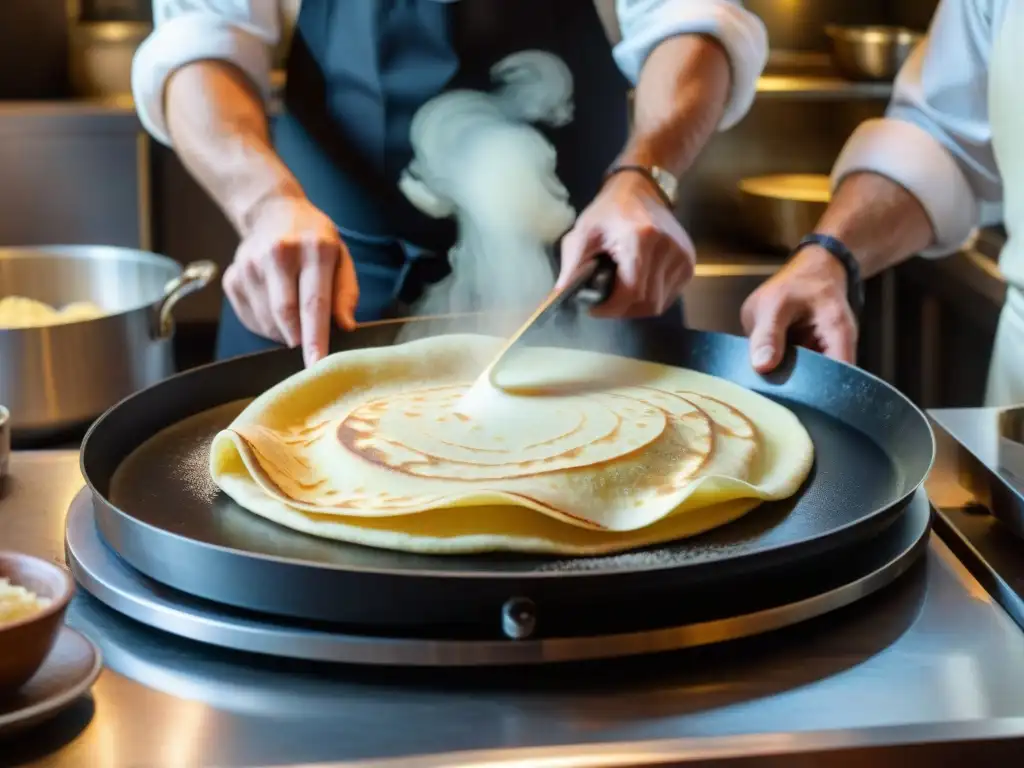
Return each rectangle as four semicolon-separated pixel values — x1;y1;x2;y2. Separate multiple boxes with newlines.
209;334;814;555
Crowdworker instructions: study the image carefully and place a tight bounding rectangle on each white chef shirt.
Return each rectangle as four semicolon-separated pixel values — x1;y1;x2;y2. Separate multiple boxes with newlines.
831;0;1008;257
132;0;768;147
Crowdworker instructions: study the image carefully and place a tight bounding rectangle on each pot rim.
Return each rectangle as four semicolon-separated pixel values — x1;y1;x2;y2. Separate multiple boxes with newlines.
737;173;832;204
824;25;925;45
0;245;190;333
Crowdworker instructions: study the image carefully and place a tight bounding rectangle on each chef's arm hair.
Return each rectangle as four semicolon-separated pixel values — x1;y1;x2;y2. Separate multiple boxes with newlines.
164;61;304;235
808;173;934;280
131;4;293;233
612;1;768;133
616;34;732;179
825;0;1001;262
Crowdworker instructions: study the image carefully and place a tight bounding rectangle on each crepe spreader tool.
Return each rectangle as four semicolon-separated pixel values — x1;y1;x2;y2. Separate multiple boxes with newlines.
483;253;617;392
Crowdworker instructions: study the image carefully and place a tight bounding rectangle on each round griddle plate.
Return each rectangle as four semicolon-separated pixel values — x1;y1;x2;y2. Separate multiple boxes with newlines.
66;488;931;666
82;327;934;628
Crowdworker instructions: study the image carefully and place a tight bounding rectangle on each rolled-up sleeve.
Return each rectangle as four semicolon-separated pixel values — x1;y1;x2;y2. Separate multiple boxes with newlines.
831;0;1000;257
614;1;768;130
132;1;281;146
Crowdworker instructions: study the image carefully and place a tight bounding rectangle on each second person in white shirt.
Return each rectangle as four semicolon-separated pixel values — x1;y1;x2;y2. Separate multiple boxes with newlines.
742;0;1023;405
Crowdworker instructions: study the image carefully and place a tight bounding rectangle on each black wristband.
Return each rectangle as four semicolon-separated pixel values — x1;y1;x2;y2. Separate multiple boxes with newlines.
792;233;865;319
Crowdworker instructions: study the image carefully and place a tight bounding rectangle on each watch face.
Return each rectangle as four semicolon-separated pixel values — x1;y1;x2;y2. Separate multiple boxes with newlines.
651;166;678;204
603;164;677;206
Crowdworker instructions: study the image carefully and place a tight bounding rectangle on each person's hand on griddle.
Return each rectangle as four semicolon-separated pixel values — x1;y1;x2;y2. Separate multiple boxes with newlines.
223;197;360;368
557;171;696;317
741;245;857;373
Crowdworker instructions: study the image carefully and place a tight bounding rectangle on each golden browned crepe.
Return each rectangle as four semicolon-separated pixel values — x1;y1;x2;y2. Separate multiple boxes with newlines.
209;335;814;555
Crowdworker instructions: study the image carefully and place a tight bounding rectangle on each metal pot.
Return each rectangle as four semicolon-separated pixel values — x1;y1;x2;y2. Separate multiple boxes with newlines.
0;405;9;491
826;25;925;82
736;174;831;252
68;21;151;99
743;0;892;52
0;246;217;439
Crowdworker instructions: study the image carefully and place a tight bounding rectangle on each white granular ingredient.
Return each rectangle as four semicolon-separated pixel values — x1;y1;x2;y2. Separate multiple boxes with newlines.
0;577;52;625
0;296;105;329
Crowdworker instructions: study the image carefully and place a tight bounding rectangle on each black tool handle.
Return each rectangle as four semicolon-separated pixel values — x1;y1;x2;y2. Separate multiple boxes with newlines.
574;253;617;307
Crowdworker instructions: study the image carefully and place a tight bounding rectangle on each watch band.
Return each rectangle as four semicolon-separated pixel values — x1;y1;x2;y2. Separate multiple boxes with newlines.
792;233;865;319
604;164;677;209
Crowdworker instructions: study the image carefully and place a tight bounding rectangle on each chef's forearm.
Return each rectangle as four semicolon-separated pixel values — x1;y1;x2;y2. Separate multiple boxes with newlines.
813;172;937;278
616;35;731;178
165;61;304;235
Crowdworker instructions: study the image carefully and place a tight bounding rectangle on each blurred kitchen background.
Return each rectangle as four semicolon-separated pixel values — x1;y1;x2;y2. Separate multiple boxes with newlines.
0;0;1000;408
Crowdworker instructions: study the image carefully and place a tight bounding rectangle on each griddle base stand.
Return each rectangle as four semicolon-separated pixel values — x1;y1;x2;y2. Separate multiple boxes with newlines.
67;488;932;667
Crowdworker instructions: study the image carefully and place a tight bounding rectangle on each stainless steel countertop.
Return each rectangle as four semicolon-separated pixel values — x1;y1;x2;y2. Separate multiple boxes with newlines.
3;450;1024;766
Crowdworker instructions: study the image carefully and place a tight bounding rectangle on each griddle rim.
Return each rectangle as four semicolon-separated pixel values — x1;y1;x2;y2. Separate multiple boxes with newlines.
79;324;935;625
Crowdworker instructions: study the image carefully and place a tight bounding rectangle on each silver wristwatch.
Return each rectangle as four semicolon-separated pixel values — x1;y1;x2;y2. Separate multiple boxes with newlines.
604;164;678;208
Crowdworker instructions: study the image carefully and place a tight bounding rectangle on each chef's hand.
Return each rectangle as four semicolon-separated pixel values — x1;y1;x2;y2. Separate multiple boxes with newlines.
223;197;359;367
557;171;695;317
741;245;857;373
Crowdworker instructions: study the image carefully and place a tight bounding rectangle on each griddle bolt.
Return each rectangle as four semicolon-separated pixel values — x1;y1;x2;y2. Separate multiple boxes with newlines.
501;597;537;640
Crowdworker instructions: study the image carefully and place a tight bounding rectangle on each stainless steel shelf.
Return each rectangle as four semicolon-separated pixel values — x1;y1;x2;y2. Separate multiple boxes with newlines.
758;51;894;100
757;74;892;100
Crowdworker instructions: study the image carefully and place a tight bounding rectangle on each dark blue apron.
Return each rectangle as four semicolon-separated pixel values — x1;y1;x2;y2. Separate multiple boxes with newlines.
215;0;686;360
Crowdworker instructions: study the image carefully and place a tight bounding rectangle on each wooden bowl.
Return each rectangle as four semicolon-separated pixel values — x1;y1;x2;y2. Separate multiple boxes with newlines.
0;553;75;696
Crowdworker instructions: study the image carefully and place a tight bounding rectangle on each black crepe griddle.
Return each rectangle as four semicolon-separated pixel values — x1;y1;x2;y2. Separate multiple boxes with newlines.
81;318;934;634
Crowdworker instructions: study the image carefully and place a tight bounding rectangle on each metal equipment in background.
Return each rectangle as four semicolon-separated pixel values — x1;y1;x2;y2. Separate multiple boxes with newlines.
0;246;216;440
932;408;1024;542
736;174;831;252
825;25;925;81
68;20;151;100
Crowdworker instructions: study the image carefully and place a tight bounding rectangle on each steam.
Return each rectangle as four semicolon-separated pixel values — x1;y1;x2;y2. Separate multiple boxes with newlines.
393;49;651;390
395;51;577;347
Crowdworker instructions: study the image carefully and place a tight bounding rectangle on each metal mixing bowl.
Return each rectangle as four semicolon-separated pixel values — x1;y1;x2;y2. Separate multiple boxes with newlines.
737;174;831;252
0;406;8;492
826;25;925;81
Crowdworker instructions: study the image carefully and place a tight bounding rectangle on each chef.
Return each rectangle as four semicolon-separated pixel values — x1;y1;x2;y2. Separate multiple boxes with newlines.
741;0;1022;405
132;1;768;366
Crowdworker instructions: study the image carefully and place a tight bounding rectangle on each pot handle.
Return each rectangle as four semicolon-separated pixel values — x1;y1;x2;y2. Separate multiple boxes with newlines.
154;260;219;340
